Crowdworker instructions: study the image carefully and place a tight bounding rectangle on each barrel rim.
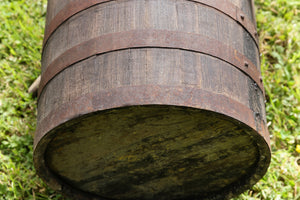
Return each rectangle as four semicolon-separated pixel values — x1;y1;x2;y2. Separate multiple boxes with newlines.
36;85;269;148
34;103;271;200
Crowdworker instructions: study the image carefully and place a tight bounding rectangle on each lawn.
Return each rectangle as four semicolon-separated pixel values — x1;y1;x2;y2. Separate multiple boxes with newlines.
0;0;299;199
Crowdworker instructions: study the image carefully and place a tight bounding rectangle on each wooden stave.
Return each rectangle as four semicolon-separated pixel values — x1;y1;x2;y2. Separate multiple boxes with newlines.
35;0;270;199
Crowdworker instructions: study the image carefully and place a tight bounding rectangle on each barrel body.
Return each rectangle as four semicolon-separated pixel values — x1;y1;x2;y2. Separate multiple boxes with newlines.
34;0;271;199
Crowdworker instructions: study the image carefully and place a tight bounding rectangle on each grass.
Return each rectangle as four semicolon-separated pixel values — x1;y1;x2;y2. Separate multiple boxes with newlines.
0;0;299;199
0;0;64;199
235;0;300;199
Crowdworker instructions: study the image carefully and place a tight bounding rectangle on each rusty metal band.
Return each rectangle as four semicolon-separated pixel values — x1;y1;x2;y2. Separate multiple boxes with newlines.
35;85;270;149
42;0;259;49
38;29;264;98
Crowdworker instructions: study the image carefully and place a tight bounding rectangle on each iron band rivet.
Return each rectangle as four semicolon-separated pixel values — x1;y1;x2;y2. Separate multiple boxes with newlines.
240;14;245;20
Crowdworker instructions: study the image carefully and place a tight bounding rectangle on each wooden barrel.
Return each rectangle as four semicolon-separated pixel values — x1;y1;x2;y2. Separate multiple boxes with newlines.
34;0;271;199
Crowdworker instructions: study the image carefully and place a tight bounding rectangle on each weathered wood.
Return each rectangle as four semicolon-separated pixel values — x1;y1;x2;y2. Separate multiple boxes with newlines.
34;0;271;200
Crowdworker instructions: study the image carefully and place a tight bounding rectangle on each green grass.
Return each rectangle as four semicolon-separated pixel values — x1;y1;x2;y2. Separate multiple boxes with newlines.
0;0;299;199
0;0;64;199
235;0;300;199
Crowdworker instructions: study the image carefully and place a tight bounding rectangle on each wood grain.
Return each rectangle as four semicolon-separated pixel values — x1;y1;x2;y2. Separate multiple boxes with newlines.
46;106;260;200
41;0;260;74
35;0;270;199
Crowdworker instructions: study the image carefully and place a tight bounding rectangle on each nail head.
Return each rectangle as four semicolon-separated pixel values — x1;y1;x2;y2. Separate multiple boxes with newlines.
240;14;245;20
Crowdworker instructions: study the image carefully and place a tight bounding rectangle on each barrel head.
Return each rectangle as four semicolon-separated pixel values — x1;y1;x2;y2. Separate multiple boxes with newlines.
35;105;270;200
